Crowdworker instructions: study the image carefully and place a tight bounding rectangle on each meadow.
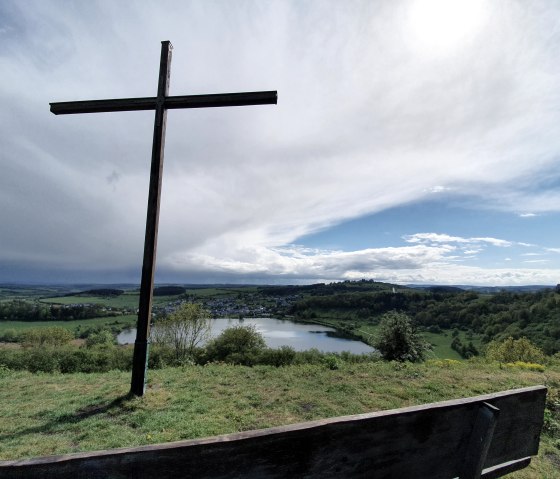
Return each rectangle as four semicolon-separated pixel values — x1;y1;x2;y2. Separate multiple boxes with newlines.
0;359;558;477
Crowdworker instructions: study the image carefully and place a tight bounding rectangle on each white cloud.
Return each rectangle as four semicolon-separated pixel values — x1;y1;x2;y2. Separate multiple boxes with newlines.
157;240;560;287
426;185;451;193
472;237;512;248
167;243;456;278
404;233;469;244
404;233;513;248
2;0;560;284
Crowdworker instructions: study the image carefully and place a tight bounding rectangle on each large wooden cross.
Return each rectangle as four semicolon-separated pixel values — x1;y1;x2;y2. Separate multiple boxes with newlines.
50;40;277;396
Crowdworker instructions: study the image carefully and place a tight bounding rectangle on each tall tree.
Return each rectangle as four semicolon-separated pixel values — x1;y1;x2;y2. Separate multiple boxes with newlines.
374;311;431;362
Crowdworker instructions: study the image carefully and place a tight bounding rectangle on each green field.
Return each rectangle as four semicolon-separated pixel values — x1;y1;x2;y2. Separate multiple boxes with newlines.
38;288;259;308
184;286;260;297
0;315;137;335
39;292;182;309
40;292;139;309
0;286;71;301
423;330;482;359
0;360;558;477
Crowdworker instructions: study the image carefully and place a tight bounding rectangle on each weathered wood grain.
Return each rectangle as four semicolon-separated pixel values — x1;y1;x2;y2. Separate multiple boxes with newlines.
0;386;546;479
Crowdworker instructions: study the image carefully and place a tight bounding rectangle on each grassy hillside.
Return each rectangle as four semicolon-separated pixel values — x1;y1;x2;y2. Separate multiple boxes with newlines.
0;360;558;477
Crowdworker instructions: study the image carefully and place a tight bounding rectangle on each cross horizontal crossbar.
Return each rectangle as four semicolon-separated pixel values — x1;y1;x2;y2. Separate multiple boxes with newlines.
50;90;277;115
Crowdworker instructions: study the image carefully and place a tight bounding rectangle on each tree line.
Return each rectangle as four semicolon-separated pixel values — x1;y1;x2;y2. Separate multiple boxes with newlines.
289;288;560;354
0;300;117;322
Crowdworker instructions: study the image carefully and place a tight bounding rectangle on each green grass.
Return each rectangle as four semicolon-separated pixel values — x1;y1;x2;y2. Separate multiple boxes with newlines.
0;315;137;334
0;360;558;477
40;293;139;309
39;293;182;309
423;330;483;359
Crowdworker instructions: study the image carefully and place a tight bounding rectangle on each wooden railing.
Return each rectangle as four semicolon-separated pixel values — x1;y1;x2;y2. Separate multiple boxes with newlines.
0;386;547;479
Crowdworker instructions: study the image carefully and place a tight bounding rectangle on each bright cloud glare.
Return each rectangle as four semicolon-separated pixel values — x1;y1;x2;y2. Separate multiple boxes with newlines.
407;0;488;54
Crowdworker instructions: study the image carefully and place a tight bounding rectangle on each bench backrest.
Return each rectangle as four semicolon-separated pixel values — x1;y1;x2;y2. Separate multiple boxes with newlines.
0;385;547;479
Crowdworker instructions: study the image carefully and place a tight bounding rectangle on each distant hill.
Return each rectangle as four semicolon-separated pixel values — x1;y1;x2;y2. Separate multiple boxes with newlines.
406;284;554;293
425;286;465;293
66;288;124;297
153;286;186;296
458;285;554;293
285;281;560;355
258;281;407;296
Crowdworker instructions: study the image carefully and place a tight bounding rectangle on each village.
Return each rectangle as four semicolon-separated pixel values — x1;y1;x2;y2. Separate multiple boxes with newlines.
154;293;301;319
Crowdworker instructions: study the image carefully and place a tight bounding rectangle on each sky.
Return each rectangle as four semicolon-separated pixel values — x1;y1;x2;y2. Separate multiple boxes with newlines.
1;0;560;286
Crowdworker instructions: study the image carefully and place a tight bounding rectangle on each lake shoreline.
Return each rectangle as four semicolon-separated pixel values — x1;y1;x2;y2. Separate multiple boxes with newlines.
118;317;374;354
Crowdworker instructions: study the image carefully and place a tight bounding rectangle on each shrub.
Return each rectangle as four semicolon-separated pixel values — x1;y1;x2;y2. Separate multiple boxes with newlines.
0;364;11;378
148;344;177;369
21;327;73;347
373;311;431;362
486;337;545;364
258;346;296;367
426;359;461;368
292;348;327;365
322;354;342;370
85;329;116;348
205;325;266;365
27;347;60;373
504;361;545;372
544;409;560;437
0;329;21;343
151;303;211;361
0;345;133;374
0;348;27;370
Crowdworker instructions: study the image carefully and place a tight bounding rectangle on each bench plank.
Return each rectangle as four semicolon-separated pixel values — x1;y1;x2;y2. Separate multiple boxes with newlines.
0;386;547;479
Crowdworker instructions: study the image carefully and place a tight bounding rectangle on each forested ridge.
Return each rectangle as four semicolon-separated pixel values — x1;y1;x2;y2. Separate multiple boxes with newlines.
286;284;560;354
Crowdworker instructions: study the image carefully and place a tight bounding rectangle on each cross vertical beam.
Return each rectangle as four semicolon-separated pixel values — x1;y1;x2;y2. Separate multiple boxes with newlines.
50;41;276;398
130;41;172;396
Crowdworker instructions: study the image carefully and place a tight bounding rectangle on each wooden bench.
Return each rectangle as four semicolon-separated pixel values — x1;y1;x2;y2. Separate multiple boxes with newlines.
0;385;546;479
